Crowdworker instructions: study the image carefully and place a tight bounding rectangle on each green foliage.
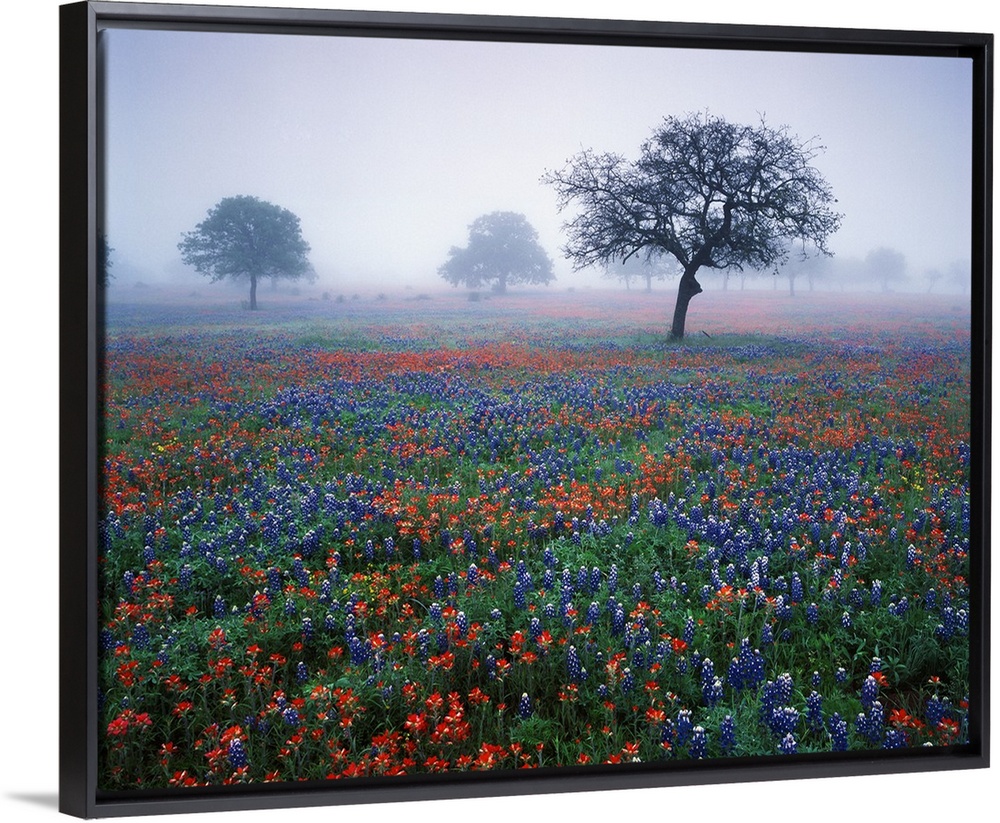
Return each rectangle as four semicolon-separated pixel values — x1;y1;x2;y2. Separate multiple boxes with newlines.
178;195;313;308
439;211;555;293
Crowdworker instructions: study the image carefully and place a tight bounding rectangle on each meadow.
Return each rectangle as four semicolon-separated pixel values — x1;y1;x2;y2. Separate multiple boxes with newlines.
97;287;972;790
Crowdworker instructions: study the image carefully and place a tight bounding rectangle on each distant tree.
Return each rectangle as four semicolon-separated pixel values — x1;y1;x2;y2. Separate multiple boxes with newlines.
777;240;831;296
603;250;676;292
947;260;970;295
439;211;555;294
544;112;841;339
178;195;313;310
865;247;907;293
924;267;943;293
99;232;113;285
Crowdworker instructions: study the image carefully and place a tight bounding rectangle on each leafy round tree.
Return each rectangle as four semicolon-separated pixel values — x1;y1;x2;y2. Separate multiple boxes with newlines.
439;211;555;294
865;246;908;293
544;112;842;338
178;195;313;310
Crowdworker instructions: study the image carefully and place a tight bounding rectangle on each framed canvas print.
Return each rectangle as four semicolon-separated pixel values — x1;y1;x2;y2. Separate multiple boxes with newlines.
59;0;991;818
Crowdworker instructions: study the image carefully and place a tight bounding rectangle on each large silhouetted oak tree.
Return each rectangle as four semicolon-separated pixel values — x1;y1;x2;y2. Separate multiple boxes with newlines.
544;113;842;338
439;211;555;294
178;195;312;310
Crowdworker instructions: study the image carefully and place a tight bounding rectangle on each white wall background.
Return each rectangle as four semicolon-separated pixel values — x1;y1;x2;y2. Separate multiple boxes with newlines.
2;2;995;821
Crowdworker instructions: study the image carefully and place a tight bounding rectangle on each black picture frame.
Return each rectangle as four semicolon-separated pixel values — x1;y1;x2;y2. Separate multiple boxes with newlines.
59;1;992;818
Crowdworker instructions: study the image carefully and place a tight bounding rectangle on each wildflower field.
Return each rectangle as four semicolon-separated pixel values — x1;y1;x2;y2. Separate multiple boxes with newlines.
98;288;972;790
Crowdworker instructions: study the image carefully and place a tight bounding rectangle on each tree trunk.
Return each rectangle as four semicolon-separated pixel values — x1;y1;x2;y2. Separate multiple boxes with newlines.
645;273;652;292
789;275;796;297
669;268;702;340
250;274;258;310
495;273;507;294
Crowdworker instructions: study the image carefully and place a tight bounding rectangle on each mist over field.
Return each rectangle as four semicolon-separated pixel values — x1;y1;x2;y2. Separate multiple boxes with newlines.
100;28;973;299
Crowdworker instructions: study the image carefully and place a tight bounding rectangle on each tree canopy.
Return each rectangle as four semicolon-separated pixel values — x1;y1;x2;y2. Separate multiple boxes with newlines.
544;112;842;338
178;195;313;310
865;247;907;292
439;211;555;294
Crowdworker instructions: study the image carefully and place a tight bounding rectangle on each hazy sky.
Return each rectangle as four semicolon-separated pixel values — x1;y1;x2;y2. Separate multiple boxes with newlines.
101;26;973;289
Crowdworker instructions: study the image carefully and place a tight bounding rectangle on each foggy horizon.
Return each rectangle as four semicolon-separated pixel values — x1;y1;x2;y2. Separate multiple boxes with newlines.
101;28;973;297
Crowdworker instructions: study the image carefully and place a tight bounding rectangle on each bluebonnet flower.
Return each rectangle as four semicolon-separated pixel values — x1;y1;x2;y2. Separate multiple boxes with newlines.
567;645;583;682
957;609;969;632
516;561;532;590
131;623;151;651
841;611;852;629
612;605;626;636
620;668;635;695
856;701;885;746
513;581;527;610
227;738;248;770
770;706;800;738
760;622;774;646
828;713;849;751
676;710;693;747
683;615;696;644
586;601;601;626
883;729;909;749
690;726;707;759
349;635;370;665
296;661;308;683
292;557;308;586
790;573;804;604
720;714;736;753
519;693;532;719
282;706;300;726
807;691;824;730
704;677;724;707
778;733;797;755
926;695;948;727
860;675;878;711
301;616;313;643
456;611;469;638
835;667;847;684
